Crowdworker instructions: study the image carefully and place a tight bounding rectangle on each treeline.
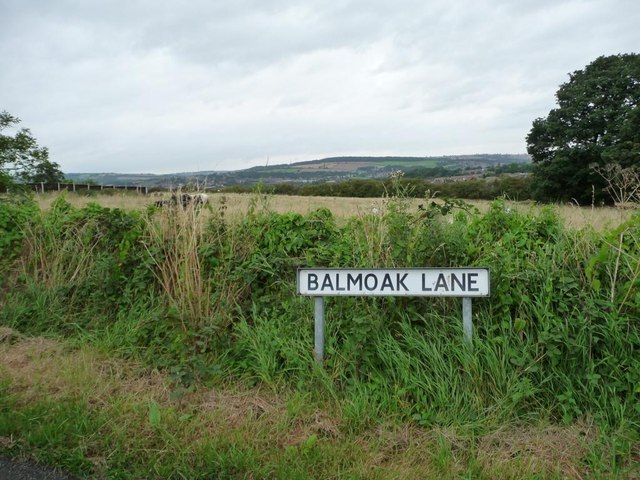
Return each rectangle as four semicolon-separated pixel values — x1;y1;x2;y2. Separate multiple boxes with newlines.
401;163;532;179
224;174;533;200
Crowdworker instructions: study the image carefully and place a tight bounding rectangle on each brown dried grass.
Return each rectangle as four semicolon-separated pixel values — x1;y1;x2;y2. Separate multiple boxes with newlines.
284;409;341;446
476;422;598;479
0;336;168;405
34;191;636;230
0;327;21;343
199;389;285;429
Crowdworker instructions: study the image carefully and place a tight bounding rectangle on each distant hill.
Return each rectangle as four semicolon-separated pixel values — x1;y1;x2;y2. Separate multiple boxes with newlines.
65;154;530;189
293;154;529;167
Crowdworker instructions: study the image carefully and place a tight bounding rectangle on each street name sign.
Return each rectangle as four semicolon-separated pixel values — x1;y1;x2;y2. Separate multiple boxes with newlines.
297;267;491;363
297;268;490;297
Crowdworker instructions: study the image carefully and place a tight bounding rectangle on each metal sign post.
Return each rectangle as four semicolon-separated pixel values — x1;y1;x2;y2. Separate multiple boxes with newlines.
298;268;489;362
462;297;473;345
314;296;325;363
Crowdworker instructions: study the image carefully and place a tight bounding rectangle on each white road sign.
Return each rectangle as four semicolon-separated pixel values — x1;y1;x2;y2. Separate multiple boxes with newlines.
297;268;490;297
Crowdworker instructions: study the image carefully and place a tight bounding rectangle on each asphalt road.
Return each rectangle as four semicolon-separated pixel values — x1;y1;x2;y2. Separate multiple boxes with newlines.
0;458;77;480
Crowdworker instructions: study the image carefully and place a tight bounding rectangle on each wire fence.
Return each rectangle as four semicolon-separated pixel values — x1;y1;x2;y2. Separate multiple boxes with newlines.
19;183;149;194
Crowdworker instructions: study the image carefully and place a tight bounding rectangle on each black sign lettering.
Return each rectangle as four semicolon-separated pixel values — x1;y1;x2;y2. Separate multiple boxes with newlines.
468;273;479;291
451;273;465;291
434;273;449;291
421;273;432;291
347;273;362;290
364;274;378;291
300;269;488;296
381;273;394;291
397;273;409;291
308;273;318;291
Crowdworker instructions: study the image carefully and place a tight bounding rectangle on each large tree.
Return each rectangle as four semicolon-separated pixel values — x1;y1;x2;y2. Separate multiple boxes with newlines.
526;54;640;204
0;111;64;188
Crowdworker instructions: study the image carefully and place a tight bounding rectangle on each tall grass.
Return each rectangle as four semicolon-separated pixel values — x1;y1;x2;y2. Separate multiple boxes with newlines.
144;201;214;329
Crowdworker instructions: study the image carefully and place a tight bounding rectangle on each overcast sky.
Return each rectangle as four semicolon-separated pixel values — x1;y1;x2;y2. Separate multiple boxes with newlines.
1;0;638;173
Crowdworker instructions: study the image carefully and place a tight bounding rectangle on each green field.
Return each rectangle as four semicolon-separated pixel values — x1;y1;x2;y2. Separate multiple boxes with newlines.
0;191;638;478
248;166;298;173
371;159;440;168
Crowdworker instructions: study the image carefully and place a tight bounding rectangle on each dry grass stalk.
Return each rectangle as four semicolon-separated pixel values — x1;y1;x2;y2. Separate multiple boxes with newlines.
18;219;97;290
143;200;213;329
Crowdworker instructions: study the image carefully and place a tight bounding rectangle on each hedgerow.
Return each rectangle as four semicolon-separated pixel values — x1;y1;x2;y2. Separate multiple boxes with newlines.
0;193;638;434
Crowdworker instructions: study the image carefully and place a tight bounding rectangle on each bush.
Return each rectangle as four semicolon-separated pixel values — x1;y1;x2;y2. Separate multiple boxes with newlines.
0;195;38;266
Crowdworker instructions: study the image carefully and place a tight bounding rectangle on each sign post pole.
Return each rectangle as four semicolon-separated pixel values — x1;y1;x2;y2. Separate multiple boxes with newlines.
462;297;472;345
314;296;325;363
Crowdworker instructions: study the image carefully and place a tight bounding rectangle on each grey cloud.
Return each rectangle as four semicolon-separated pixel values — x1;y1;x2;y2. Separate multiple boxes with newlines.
1;0;638;173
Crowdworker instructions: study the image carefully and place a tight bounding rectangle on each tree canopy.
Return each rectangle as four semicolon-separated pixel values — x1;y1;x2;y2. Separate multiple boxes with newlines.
0;111;64;188
526;54;640;204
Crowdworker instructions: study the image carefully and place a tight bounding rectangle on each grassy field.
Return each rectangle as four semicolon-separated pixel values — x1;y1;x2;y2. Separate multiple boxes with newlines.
1;190;639;478
34;190;636;230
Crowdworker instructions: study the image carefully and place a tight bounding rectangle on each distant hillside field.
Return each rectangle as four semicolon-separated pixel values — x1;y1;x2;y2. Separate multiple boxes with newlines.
65;154;530;188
